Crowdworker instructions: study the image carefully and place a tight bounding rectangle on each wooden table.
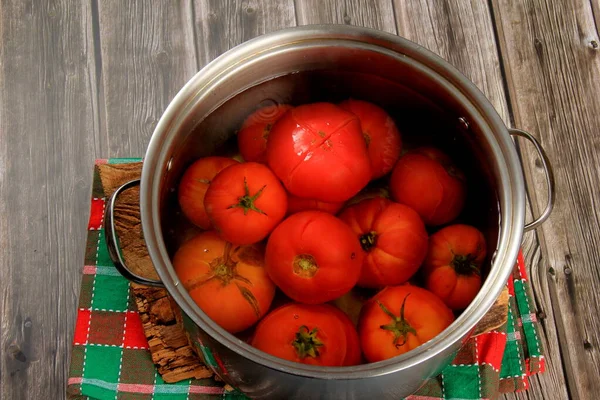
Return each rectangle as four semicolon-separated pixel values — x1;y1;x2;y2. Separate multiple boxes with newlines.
1;1;598;399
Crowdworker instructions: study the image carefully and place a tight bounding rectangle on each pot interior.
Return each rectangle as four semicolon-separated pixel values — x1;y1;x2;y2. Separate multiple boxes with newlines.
160;43;500;273
150;37;511;370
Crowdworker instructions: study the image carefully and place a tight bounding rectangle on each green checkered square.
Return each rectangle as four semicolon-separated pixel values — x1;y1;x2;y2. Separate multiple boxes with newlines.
500;299;525;379
91;274;130;312
514;280;543;358
96;229;115;267
442;364;481;399
153;374;190;400
82;345;123;399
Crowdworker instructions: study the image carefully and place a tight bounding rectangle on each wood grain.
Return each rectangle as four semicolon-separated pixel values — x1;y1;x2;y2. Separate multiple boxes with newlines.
492;0;600;398
295;0;396;34
193;0;296;67
95;0;198;157
0;1;99;399
393;0;510;122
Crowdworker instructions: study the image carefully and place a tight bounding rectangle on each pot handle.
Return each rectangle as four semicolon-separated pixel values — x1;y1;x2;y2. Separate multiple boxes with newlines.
509;128;556;231
104;179;165;287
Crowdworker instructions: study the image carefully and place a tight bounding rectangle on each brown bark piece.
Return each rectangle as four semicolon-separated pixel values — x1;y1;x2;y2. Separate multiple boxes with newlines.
131;283;213;382
472;287;509;336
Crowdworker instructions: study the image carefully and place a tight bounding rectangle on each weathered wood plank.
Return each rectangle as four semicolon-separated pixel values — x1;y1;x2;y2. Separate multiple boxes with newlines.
193;0;296;67
0;1;99;399
393;0;509;122
96;0;198;157
294;0;396;34
491;0;600;398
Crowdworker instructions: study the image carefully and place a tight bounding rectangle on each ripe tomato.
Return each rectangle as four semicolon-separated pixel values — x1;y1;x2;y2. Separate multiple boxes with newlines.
173;231;276;333
326;305;363;365
286;193;344;215
358;285;454;363
338;197;428;288
237;104;293;163
423;224;486;310
389;147;466;226
339;99;402;179
204;162;287;245
266;102;371;202
265;211;364;304
251;303;360;366
178;157;239;229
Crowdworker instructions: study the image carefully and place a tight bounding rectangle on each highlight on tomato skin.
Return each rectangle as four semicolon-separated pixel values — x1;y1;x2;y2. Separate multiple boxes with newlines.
422;224;486;310
250;303;361;367
177;156;239;229
339;99;402;179
358;285;454;363
172;231;276;334
389;147;466;226
264;211;364;305
204;162;288;245
338;197;429;288
237;104;294;164
265;102;372;203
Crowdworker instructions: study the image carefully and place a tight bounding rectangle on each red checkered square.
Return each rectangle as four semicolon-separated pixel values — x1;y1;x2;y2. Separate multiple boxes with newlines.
88;198;106;230
87;311;126;346
123;311;149;349
476;331;507;371
507;276;515;296
73;309;91;345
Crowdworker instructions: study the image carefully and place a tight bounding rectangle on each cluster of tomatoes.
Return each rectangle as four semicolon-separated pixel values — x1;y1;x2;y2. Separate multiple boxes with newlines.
174;100;487;366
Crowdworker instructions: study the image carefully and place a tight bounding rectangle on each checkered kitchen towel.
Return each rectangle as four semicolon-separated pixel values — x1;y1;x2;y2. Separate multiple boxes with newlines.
67;159;545;399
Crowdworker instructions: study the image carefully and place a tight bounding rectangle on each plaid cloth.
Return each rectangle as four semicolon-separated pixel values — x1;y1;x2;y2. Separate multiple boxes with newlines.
67;159;545;400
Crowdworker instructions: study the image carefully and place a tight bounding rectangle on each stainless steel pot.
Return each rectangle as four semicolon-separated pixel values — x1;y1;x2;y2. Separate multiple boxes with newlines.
105;25;554;399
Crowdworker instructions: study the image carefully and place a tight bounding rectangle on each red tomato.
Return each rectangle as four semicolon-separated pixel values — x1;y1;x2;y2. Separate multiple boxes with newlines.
423;224;486;310
358;285;454;363
339;99;402;179
338;197;428;288
237;104;293;163
286;193;344;215
204;162;287;245
266;102;371;202
327;305;362;365
251;303;359;366
178;157;239;229
389;147;466;226
173;231;275;333
265;211;364;304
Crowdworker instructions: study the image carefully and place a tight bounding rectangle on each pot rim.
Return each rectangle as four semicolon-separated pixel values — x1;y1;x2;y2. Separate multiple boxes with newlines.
141;24;525;379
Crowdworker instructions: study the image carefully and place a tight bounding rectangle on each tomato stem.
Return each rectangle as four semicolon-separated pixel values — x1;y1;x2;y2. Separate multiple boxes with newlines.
359;231;378;252
292;325;323;359
196;242;261;317
378;294;417;348
451;253;481;276
228;176;267;216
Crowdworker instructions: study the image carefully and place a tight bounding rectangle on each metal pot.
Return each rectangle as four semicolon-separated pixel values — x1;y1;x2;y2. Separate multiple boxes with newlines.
105;25;554;399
